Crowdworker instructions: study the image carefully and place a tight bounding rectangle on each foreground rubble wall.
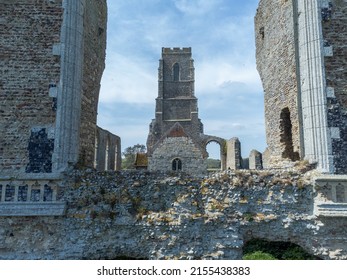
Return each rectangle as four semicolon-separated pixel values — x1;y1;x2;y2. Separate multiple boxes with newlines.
0;169;346;260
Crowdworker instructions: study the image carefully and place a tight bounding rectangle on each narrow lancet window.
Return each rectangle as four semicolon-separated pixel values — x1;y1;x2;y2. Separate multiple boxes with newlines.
173;63;179;81
172;158;182;171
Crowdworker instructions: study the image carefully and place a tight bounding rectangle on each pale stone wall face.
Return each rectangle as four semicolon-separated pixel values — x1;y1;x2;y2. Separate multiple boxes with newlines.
1;170;347;260
226;138;242;170
148;137;207;174
95;126;121;171
255;0;302;165
79;0;107;167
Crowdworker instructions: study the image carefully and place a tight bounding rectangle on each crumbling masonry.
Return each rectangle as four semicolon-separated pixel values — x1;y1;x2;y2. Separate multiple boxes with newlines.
256;0;347;174
0;0;347;260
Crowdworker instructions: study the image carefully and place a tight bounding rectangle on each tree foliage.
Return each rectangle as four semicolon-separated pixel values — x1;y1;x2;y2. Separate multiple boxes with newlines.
206;158;221;170
242;239;320;260
121;144;146;170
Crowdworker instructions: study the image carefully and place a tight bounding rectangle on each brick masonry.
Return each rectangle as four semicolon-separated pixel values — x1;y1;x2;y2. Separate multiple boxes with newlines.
0;0;63;174
0;0;119;176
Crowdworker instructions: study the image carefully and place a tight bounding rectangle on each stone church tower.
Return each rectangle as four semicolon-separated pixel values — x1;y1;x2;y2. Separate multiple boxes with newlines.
146;48;208;174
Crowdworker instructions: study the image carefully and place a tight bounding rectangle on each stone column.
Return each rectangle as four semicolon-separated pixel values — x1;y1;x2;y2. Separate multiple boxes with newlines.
53;0;85;171
295;0;334;173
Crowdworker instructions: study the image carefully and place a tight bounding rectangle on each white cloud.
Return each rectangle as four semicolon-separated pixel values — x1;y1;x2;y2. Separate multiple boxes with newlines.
174;0;221;15
99;52;157;104
98;0;266;156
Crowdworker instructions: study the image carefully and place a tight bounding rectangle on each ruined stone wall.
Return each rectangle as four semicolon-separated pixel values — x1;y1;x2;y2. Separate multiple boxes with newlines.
0;0;63;175
256;0;347;174
0;169;346;260
322;0;347;173
79;0;107;167
255;0;302;164
95;126;121;171
226;137;242;169
0;0;112;175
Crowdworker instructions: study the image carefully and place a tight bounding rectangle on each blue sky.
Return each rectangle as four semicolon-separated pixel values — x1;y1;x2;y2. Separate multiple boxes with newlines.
98;0;265;159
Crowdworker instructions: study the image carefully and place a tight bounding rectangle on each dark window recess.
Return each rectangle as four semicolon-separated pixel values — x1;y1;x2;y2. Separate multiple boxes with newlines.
31;189;40;202
44;185;53;201
259;27;265;39
98;27;104;36
321;3;333;22
52;97;57;111
172;158;182;171
5;185;15;202
18;185;28;202
280;108;299;161
173;63;179;81
26;128;54;173
323;39;331;47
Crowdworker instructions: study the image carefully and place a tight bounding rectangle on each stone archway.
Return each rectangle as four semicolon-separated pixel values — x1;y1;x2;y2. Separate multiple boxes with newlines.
203;136;226;170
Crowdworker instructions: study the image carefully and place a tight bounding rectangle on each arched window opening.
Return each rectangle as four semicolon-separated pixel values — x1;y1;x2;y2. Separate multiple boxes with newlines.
172;158;182;171
280;107;299;161
173;63;179;81
206;141;222;171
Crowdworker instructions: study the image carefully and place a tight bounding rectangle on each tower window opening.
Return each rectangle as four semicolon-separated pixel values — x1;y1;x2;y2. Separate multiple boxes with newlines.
280;107;299;161
173;63;179;81
172;158;182;171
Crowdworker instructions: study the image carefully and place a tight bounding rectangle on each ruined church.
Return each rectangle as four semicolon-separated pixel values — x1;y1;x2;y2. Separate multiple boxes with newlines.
146;48;238;173
0;0;347;261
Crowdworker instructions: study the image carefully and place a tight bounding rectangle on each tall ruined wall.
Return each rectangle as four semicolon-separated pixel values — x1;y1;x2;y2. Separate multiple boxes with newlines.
255;0;302;165
0;0;63;174
0;169;346;260
256;0;347;174
0;0;111;175
322;0;347;173
79;0;107;167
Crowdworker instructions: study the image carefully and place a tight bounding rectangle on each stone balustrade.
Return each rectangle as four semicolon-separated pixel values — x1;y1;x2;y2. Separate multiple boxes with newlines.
314;175;347;217
0;176;66;216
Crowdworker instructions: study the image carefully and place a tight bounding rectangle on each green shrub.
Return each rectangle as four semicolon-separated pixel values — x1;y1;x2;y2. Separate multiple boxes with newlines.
243;251;277;260
243;239;320;260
